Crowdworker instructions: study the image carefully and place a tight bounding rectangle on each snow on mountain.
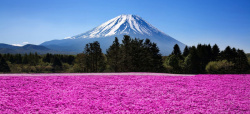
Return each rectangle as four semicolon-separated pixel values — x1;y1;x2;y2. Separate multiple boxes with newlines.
68;14;168;39
41;14;186;55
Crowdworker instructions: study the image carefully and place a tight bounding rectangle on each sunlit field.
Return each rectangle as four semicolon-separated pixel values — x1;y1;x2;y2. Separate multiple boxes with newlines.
0;73;249;113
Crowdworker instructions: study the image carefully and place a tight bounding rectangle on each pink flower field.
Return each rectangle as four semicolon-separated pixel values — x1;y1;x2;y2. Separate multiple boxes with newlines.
0;73;249;113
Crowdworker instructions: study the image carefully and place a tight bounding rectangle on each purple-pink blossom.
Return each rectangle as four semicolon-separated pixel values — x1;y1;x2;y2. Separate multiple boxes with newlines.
0;74;249;113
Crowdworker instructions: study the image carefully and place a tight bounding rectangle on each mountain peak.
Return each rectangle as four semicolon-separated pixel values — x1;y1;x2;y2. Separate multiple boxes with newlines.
42;14;186;55
69;14;164;39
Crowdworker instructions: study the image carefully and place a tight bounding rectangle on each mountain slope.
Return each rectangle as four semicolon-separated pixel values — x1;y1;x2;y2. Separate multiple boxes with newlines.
0;43;76;54
41;14;186;55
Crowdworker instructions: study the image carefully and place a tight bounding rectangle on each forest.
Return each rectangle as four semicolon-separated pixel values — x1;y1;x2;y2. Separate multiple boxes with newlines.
0;35;249;74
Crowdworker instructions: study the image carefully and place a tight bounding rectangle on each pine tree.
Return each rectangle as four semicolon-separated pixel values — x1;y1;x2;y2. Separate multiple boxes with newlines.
120;35;132;72
149;42;164;72
43;53;53;63
196;44;212;73
83;41;105;72
0;55;11;72
22;53;29;64
74;53;86;72
67;55;75;65
84;44;91;72
167;55;180;73
9;55;14;63
188;46;200;74
34;52;40;65
172;44;182;57
15;54;22;64
221;46;233;62
130;38;144;71
212;44;220;61
52;56;62;72
107;37;121;72
234;49;249;73
141;39;153;72
93;41;104;72
183;46;190;57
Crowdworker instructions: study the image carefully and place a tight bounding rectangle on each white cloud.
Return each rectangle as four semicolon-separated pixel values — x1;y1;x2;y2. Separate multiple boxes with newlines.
23;42;29;44
64;37;72;39
12;44;23;46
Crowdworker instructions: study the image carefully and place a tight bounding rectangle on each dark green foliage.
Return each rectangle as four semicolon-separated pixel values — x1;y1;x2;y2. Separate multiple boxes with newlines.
166;44;249;74
84;41;106;72
66;55;75;65
234;49;249;73
220;46;237;62
183;46;190;57
0;54;10;72
212;44;220;61
52;56;63;72
73;53;86;72
106;37;121;72
196;44;212;73
247;53;250;65
167;55;180;73
187;46;200;74
148;43;164;72
171;44;182;59
129;38;145;72
43;53;53;63
106;35;164;72
22;53;29;64
120;35;132;72
14;54;22;64
52;56;62;67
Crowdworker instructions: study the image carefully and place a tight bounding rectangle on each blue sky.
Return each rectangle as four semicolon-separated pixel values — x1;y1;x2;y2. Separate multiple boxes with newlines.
0;0;250;53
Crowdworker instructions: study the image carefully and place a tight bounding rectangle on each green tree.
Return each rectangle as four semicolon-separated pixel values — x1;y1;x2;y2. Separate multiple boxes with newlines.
234;49;249;73
220;46;234;62
73;53;86;72
130;38;145;71
183;54;192;73
206;60;234;74
188;46;200;74
43;53;53;63
9;55;14;63
171;44;182;58
183;46;190;57
14;54;22;64
196;44;212;73
0;55;11;72
66;55;75;65
84;41;106;72
52;56;63;72
149;42;164;72
212;44;220;61
84;44;91;72
22;53;29;64
167;55;180;73
120;35;132;72
106;37;121;72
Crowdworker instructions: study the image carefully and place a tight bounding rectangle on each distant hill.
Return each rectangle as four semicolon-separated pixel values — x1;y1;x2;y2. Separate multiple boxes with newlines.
0;43;77;55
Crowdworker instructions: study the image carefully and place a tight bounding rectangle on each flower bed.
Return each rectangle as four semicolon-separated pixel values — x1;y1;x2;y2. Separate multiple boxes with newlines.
0;74;249;113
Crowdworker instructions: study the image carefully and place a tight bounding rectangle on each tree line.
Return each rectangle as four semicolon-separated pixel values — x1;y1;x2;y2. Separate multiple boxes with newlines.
0;35;249;74
165;44;250;74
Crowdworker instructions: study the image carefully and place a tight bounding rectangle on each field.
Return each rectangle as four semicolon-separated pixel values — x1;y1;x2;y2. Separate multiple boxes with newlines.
0;73;249;113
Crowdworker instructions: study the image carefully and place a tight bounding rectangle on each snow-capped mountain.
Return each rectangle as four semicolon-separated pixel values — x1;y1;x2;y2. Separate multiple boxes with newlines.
69;14;166;39
41;14;186;55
